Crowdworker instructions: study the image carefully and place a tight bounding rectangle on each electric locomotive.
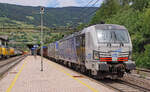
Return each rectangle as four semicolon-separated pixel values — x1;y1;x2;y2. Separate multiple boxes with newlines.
48;24;136;79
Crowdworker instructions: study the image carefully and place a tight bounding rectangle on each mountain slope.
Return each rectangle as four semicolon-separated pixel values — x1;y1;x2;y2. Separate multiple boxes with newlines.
0;3;98;27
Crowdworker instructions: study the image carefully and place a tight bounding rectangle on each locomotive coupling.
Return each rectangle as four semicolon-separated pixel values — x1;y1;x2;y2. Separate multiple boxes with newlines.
99;62;109;71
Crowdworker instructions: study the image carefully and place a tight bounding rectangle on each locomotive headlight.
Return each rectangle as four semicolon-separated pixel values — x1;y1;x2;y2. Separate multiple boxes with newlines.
93;51;99;60
129;51;132;60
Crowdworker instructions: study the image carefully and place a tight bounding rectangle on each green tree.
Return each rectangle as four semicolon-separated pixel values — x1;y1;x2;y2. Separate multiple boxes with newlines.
91;0;121;24
132;0;149;11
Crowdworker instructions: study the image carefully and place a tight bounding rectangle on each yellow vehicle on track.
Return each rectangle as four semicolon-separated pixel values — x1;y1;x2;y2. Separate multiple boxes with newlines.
0;36;22;59
9;48;15;56
0;46;19;59
1;46;7;58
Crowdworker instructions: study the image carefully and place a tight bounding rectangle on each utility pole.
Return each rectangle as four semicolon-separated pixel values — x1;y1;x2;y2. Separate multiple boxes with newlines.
40;7;44;71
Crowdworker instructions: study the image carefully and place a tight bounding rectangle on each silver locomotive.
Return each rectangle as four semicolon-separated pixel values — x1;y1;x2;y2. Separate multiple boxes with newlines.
47;24;136;79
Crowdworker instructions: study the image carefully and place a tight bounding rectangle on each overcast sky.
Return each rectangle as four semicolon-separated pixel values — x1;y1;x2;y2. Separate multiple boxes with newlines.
0;0;103;7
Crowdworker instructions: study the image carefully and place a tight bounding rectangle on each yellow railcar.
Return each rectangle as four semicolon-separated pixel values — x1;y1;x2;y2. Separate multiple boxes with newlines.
0;46;2;58
2;47;7;57
10;48;15;56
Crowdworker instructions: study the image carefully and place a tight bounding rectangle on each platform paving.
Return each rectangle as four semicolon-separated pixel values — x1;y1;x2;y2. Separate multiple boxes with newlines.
0;56;116;92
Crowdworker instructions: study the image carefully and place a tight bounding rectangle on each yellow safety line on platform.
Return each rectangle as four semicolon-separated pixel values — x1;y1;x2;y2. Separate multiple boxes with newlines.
46;61;99;92
6;61;27;92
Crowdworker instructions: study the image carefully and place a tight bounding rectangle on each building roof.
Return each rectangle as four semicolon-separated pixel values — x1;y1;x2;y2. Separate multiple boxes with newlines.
0;35;9;41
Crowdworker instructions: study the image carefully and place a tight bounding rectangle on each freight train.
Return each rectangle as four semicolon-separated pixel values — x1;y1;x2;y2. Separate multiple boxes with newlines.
0;46;22;59
39;24;136;79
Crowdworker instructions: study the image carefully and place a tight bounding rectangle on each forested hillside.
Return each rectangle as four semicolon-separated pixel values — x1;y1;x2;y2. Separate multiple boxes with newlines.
90;0;150;68
0;3;98;27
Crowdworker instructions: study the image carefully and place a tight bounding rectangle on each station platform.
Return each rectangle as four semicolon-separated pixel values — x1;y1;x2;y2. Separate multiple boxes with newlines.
0;56;115;92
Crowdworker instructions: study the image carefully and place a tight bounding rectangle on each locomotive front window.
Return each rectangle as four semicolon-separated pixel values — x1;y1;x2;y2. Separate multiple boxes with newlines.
97;30;129;43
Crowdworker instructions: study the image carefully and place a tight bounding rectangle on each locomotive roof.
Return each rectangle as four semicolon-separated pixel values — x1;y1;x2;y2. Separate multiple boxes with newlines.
59;24;127;41
94;24;127;30
81;24;127;34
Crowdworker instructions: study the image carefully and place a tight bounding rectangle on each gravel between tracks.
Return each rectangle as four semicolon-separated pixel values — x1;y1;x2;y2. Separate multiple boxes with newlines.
122;73;150;91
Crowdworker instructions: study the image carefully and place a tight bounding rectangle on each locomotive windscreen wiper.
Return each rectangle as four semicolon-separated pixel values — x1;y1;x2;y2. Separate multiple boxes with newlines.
111;31;117;43
120;41;124;47
107;42;111;47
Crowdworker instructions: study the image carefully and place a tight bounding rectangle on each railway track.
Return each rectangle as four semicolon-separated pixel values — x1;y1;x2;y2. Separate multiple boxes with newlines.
83;71;150;92
100;79;150;92
87;73;150;92
136;68;150;73
130;68;150;80
0;55;27;78
48;59;150;92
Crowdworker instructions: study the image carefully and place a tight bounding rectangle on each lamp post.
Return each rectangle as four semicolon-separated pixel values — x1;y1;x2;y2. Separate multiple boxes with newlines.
40;7;44;71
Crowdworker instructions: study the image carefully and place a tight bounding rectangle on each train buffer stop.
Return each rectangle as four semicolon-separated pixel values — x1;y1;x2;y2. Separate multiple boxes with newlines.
0;56;116;92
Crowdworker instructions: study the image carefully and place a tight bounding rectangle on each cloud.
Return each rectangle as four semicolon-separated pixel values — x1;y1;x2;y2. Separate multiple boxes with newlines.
55;0;103;7
56;0;78;7
76;0;104;7
0;0;52;7
0;0;103;7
